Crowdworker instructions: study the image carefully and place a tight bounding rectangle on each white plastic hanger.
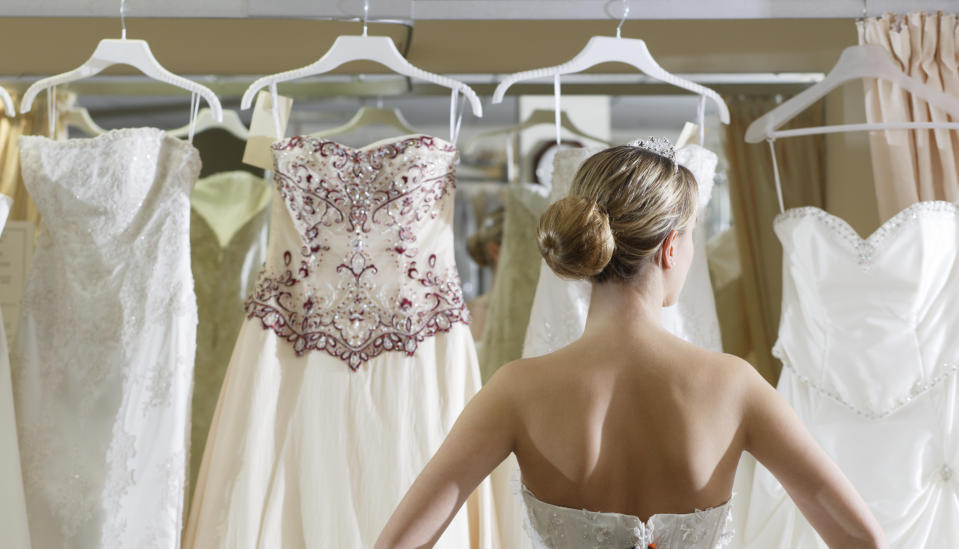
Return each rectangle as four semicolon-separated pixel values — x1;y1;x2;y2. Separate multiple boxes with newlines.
0;87;14;117
19;0;222;126
311;104;417;139
492;0;729;145
745;44;959;142
63;107;107;136
169;107;249;140
241;0;481;143
464;108;611;153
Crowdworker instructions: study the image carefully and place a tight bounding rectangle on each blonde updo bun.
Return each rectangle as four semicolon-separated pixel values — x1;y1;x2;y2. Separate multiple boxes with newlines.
536;144;698;283
537;196;615;280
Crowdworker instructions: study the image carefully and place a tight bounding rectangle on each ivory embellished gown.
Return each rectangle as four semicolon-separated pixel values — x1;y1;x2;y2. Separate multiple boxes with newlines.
185;135;493;548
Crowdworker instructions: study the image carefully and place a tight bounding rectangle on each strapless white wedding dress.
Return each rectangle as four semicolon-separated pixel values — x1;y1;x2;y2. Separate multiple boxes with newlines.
15;128;199;548
734;201;959;548
522;485;733;549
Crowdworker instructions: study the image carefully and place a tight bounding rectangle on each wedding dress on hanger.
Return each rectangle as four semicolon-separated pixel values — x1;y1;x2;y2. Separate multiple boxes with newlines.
479;181;550;382
735;198;959;548
0;193;31;549
523;143;722;358
188;170;271;489
14;125;201;548
185;134;493;548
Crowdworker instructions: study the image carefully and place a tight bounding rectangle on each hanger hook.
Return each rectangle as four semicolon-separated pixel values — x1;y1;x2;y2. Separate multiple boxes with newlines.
861;0;868;19
616;0;630;39
120;0;127;39
362;0;369;37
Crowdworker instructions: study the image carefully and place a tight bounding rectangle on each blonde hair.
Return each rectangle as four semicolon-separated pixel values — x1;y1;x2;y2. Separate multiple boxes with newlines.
537;145;698;283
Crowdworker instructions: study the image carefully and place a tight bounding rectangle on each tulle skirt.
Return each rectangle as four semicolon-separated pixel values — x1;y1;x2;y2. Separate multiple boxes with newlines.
184;320;494;548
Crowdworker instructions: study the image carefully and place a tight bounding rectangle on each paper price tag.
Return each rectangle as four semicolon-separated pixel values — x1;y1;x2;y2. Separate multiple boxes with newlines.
675;121;700;149
243;90;293;170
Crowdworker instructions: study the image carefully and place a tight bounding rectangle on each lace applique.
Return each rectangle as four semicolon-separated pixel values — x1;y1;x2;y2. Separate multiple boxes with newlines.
521;484;733;549
102;425;137;542
245;135;470;369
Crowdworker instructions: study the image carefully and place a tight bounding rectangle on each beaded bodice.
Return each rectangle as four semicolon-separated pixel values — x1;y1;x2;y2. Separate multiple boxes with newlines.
522;486;733;549
245;135;469;369
774;201;959;417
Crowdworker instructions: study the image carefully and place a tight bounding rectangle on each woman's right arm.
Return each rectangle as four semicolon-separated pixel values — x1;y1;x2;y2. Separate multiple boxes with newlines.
739;361;888;549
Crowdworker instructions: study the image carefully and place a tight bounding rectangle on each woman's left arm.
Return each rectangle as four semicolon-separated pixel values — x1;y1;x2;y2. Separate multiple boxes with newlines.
374;366;518;549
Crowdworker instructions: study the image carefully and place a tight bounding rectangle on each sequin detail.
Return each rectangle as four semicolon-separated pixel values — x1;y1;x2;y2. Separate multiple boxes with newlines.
245;135;470;369
776;348;959;419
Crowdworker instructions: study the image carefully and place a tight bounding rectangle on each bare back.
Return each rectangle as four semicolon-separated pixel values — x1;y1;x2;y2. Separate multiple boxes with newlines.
506;325;746;521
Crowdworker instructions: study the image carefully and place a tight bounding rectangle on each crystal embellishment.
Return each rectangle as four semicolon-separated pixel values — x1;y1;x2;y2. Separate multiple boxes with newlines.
629;136;676;162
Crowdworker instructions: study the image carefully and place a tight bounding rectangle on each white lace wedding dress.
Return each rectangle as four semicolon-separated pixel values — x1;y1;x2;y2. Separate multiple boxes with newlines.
734;201;959;549
185;135;493;549
0;194;31;549
14;128;200;548
524;143;722;358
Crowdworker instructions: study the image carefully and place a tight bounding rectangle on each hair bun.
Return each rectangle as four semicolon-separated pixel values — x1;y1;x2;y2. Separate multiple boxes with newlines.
537;196;615;280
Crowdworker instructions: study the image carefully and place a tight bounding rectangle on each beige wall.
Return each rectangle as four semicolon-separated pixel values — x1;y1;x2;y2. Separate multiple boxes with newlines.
0;16;883;225
0;18;856;76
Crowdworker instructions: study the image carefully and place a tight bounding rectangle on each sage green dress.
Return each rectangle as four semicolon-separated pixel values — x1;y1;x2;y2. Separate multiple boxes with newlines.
189;170;271;489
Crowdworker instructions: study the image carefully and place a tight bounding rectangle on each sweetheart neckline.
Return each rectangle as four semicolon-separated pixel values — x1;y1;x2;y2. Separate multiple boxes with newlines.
774;200;959;248
274;133;456;153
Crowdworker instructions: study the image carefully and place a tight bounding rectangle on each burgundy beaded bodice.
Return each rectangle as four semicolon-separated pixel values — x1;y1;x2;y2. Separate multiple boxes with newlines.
245;135;470;369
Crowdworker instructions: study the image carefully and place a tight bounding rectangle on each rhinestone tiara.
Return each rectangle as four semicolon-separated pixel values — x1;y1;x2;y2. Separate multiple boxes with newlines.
629;136;676;162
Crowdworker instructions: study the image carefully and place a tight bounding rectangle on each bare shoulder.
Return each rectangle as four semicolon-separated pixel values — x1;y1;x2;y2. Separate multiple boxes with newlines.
485;355;550;396
712;352;765;385
692;349;762;393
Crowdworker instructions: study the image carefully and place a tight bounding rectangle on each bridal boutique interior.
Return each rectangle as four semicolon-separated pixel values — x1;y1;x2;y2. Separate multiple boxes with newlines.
0;1;957;548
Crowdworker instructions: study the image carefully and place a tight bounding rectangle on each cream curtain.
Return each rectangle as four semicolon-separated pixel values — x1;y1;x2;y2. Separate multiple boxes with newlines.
721;95;827;384
0;87;70;228
858;12;959;221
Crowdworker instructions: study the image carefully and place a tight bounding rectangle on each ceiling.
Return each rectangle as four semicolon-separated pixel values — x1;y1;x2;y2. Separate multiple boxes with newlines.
1;0;950;20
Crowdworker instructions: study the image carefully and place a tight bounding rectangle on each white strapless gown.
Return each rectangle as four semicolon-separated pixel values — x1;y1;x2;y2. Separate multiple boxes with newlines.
15;128;200;548
522;485;733;549
734;201;959;548
184;135;494;549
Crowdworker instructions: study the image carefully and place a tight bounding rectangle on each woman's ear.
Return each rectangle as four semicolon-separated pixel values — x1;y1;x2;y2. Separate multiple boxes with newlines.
659;230;678;269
